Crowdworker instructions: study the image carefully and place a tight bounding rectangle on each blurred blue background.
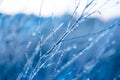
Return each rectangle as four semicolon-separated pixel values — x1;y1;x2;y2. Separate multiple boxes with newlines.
0;13;120;80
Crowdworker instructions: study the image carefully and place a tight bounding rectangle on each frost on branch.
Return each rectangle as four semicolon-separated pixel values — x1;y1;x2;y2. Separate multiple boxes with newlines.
0;0;120;80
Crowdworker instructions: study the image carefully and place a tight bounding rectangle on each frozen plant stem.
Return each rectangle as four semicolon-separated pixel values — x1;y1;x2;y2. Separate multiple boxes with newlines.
17;0;119;80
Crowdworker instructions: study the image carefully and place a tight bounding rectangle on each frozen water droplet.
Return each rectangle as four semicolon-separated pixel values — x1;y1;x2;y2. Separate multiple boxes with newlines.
57;70;60;73
73;54;76;57
86;78;90;80
32;32;36;36
46;63;54;67
68;72;71;75
66;47;72;51
73;44;77;49
35;45;40;52
38;30;41;34
101;33;105;37
26;41;32;48
59;22;64;27
88;37;93;41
